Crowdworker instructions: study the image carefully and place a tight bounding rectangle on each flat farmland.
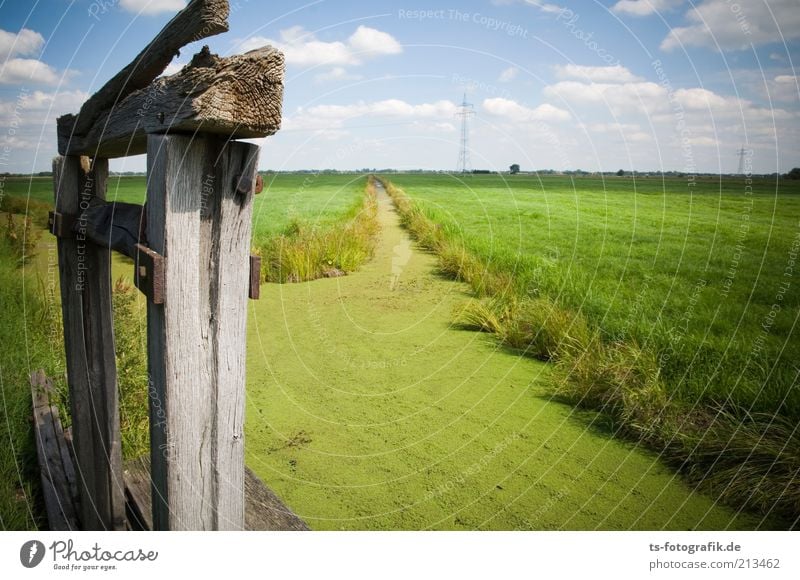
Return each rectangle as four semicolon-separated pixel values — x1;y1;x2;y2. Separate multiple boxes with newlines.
386;173;800;417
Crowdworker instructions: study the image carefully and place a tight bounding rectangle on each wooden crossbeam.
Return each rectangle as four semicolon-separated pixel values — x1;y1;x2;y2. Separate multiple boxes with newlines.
57;45;284;158
64;0;229;139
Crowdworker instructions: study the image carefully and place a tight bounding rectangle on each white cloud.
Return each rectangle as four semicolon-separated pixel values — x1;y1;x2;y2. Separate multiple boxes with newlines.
120;0;186;15
661;0;800;51
0;28;74;86
498;67;518;82
555;64;642;83
612;0;683;17
314;67;363;83
483;97;572;122
543;80;667;115
0;89;89;152
240;25;402;67
347;26;402;58
0;58;63;85
285;99;457;131
0;28;44;59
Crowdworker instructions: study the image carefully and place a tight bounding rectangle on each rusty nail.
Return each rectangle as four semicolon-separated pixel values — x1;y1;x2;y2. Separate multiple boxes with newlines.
254;174;263;194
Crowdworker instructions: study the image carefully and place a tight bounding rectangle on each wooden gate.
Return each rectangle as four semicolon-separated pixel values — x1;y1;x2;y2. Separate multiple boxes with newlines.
35;0;303;531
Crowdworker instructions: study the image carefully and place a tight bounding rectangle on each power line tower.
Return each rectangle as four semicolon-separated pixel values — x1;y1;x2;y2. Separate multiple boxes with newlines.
736;145;748;175
456;93;475;173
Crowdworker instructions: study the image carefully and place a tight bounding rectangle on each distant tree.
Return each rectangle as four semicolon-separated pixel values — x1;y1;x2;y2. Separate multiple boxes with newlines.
785;167;800;180
509;164;520;174
616;169;625;177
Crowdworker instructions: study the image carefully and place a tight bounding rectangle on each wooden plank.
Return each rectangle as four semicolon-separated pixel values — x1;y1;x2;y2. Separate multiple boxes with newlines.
244;469;310;531
30;370;80;531
123;457;309;531
145;134;259;529
66;0;229;138
53;156;126;530
58;46;284;158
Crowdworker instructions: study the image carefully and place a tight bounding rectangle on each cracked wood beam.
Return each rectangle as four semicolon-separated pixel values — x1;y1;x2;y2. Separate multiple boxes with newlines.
57;46;284;158
64;0;230;139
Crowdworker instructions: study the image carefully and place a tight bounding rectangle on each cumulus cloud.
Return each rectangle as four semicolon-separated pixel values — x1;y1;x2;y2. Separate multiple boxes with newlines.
120;0;186;14
498;67;518;82
0;28;72;86
555;64;642;83
284;99;457;131
544;80;666;116
483;97;572;122
612;0;684;17
661;0;800;51
240;25;402;67
0;58;64;85
0;28;44;59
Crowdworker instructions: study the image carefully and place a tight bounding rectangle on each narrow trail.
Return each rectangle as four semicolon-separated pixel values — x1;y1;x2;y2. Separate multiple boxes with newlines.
244;182;759;530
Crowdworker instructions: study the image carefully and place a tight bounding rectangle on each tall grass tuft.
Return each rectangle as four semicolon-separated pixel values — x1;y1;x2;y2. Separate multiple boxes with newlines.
258;177;379;283
4;213;41;266
0;234;55;529
111;278;149;460
379;175;799;527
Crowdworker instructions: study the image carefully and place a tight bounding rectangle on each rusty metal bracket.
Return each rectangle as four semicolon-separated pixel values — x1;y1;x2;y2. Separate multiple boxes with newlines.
48;211;77;238
134;243;166;305
234;173;264;197
249;255;261;300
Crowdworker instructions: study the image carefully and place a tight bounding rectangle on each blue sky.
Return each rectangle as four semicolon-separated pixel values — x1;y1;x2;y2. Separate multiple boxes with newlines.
1;0;798;173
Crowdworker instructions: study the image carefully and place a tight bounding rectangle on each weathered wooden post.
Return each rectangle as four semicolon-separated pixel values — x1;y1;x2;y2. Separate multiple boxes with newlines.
144;135;259;529
51;155;125;530
50;0;285;530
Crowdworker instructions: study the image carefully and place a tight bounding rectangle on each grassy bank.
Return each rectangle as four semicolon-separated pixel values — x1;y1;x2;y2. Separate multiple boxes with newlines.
0;226;63;529
378;175;799;526
255;175;379;282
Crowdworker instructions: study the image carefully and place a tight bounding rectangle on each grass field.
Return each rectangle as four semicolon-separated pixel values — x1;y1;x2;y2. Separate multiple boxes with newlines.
380;173;800;521
2;171;796;528
2;173;367;239
385;173;800;418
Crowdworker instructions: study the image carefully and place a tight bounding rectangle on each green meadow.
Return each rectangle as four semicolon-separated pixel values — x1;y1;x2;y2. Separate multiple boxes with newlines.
2;172;797;529
386;173;800;418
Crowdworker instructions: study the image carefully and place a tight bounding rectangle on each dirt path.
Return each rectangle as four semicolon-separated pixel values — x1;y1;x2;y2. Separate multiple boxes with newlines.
244;183;761;530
